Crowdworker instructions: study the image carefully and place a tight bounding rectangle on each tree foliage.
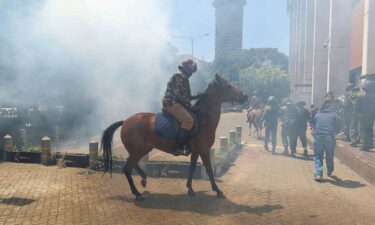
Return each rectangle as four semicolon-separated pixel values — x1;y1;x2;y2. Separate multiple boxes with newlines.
239;65;291;102
214;48;289;81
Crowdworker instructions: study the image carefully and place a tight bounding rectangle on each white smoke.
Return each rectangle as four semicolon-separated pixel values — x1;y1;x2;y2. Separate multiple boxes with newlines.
1;0;177;127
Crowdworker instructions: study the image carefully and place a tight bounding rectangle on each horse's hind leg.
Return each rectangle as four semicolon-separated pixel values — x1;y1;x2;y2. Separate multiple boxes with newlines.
123;156;143;200
135;165;147;188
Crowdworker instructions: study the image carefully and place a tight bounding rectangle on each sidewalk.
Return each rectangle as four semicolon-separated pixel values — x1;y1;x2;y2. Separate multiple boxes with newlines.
307;134;375;185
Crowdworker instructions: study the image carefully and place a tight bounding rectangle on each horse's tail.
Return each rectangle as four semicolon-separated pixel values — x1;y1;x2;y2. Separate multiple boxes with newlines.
101;121;123;175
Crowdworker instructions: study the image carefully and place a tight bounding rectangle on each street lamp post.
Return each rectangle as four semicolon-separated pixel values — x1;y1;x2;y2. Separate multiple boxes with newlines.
173;33;210;58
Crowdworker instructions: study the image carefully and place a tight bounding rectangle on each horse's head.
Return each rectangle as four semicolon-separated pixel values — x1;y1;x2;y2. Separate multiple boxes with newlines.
206;74;248;104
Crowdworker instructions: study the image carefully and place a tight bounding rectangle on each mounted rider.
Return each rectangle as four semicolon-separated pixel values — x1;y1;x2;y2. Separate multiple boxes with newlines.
162;59;200;156
248;90;262;111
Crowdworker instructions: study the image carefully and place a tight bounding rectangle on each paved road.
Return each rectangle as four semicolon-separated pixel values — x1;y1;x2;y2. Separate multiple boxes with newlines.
0;112;375;225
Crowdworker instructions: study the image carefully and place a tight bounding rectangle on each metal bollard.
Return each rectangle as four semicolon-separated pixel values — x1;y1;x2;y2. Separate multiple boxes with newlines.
139;153;149;171
3;135;13;160
229;130;236;146
220;137;228;152
89;141;98;169
41;137;51;165
19;129;26;146
235;126;242;145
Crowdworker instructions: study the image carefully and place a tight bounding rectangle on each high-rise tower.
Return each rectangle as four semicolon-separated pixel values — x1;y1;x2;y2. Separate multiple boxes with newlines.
213;0;246;60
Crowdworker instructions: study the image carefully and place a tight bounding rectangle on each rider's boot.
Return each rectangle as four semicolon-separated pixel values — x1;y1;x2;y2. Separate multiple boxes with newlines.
173;128;190;156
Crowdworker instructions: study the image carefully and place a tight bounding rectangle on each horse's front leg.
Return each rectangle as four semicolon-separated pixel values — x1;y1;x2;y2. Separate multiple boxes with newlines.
200;150;225;199
186;152;199;196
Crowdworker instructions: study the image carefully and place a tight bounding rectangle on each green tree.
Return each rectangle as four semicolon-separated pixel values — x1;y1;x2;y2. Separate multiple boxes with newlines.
214;48;288;81
239;65;291;103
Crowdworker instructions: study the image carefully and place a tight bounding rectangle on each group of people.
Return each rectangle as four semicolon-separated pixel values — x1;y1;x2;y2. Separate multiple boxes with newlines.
250;94;312;157
341;81;375;152
251;91;340;181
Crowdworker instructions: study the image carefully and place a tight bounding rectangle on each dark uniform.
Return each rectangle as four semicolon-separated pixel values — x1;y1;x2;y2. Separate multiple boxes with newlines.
278;100;298;156
260;96;279;154
343;84;354;142
350;87;361;147
296;101;311;156
355;78;375;151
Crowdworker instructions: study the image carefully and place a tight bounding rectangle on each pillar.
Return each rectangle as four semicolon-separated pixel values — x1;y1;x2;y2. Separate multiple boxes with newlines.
327;0;353;97
229;130;236;146
3;135;13;160
235;126;242;145
362;0;375;78
220;137;228;152
41;137;51;165
311;0;330;107
303;0;315;106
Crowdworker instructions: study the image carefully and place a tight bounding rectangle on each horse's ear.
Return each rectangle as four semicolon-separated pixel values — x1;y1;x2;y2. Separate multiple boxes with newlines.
214;74;222;84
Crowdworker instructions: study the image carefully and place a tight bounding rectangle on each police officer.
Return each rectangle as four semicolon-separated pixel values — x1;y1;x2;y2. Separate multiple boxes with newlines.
350;87;361;147
296;101;311;156
278;100;298;157
355;78;375;151
343;83;355;142
260;96;279;154
312;105;340;181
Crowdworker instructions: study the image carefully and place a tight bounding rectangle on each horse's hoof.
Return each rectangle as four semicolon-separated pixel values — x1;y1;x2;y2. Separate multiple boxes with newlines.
187;189;196;197
135;194;145;201
141;179;147;188
217;192;225;199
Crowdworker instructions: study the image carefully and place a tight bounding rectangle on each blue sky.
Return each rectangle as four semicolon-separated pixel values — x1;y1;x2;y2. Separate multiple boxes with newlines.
169;0;290;61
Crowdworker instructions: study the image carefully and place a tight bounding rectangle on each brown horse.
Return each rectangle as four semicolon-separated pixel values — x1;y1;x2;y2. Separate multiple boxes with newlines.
247;108;263;139
101;74;247;200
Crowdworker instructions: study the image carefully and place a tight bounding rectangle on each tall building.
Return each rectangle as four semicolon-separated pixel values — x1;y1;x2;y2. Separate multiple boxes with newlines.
213;0;246;60
288;0;375;107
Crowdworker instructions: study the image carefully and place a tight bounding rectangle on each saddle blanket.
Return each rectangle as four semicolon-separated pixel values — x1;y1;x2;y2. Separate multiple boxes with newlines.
155;112;199;139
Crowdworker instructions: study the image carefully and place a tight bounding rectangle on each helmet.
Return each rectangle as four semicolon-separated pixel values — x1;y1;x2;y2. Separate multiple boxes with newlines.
345;83;355;91
180;59;197;75
296;101;306;107
266;96;278;106
361;78;375;93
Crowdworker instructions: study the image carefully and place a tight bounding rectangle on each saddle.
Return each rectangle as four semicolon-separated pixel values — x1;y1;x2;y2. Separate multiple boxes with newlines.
155;110;200;140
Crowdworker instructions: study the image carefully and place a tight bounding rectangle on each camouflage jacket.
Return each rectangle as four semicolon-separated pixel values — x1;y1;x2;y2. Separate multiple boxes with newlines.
162;70;192;109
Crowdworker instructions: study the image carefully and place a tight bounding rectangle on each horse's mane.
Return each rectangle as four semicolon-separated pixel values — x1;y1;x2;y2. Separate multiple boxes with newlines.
194;77;219;108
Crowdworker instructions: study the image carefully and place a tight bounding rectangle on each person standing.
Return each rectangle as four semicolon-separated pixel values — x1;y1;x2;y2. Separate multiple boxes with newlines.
355;78;375;151
343;83;355;142
260;96;279;154
278;100;298;157
312;107;340;181
350;87;361;147
296;101;311;157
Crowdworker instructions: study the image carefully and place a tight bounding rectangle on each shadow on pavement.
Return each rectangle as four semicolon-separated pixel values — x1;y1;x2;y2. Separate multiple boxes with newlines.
110;191;283;216
0;197;36;206
321;176;366;189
